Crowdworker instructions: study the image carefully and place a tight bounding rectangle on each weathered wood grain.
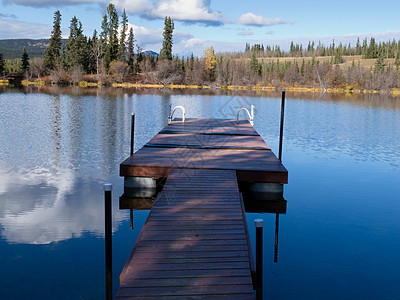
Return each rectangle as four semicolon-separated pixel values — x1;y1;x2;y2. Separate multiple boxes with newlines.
116;169;254;299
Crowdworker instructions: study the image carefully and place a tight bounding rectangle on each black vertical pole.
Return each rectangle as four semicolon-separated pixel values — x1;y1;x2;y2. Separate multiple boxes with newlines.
274;213;279;263
104;184;112;300
255;219;264;300
279;89;286;161
130;209;134;230
130;113;135;156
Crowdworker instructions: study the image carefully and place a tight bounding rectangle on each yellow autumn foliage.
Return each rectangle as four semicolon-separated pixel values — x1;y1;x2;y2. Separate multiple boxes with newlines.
204;46;217;74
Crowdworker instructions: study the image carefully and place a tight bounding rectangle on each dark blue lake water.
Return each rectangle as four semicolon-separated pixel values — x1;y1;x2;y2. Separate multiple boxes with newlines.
0;87;399;299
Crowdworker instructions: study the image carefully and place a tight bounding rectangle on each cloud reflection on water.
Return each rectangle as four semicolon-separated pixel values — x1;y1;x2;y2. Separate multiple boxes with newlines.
0;165;126;244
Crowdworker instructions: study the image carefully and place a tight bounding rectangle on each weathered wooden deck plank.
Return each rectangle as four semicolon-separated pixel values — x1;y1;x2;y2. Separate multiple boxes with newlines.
121;268;252;280
120;276;251;287
146;133;270;150
117;285;254;297
159;118;259;136
116;168;254;299
116;294;253;300
125;256;250;263
143;225;245;231
136;239;249;247
124;261;251;271
145;219;245;225
120;118;288;183
135;244;249;252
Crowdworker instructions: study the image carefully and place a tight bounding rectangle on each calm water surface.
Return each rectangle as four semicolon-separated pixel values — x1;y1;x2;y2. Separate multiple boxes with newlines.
0;87;399;299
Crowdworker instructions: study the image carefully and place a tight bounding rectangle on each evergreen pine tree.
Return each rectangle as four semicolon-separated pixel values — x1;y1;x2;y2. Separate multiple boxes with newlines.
81;36;90;73
97;16;108;73
190;53;194;68
118;9;128;62
137;45;143;63
60;44;68;69
159;16;174;60
106;3;119;66
334;48;343;65
181;56;185;70
367;37;377;59
86;36;97;74
389;39;396;58
21;47;29;71
65;16;86;70
362;38;368;57
397;41;400;57
311;56;316;67
0;53;4;75
44;10;62;70
300;58;305;76
290;41;294;57
127;27;135;73
100;14;108;55
395;51;400;71
374;48;385;73
356;37;361;55
250;51;260;75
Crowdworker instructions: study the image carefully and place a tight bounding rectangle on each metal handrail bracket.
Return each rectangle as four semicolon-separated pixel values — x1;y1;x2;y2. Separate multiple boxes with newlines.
236;105;255;126
168;106;186;123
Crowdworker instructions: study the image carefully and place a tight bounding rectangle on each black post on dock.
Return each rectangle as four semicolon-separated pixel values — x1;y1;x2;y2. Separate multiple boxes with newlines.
130;209;134;230
104;183;113;300
279;89;286;161
255;218;264;300
274;213;279;263
130;113;135;156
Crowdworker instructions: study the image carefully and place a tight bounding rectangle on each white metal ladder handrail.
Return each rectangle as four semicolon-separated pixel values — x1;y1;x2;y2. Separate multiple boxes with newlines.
236;105;254;126
168;106;185;123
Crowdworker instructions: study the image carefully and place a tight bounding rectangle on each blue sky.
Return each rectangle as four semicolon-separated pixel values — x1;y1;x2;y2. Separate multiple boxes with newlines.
1;0;400;56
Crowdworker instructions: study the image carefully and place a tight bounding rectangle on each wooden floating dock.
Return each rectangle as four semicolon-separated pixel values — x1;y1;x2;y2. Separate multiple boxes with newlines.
117;118;288;298
120;118;288;183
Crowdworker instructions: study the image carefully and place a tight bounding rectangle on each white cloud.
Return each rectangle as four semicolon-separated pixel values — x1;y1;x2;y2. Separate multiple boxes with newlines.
174;39;243;57
115;0;222;25
150;0;222;24
112;0;153;14
126;23;193;52
239;12;295;27
0;18;51;38
5;0;223;25
129;24;164;45
183;38;207;48
4;0;102;7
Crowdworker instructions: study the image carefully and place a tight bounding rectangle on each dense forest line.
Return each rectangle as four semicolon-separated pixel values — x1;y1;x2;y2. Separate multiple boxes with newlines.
1;4;400;92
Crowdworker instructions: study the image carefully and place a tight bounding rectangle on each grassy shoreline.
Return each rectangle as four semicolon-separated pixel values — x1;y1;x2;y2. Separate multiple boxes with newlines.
1;78;399;96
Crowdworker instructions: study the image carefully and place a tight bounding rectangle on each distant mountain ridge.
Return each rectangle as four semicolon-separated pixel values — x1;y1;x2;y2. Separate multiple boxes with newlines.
0;39;159;60
0;39;59;59
142;50;159;57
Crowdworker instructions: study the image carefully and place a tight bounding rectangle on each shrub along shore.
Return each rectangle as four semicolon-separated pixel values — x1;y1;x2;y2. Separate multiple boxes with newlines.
0;77;397;96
